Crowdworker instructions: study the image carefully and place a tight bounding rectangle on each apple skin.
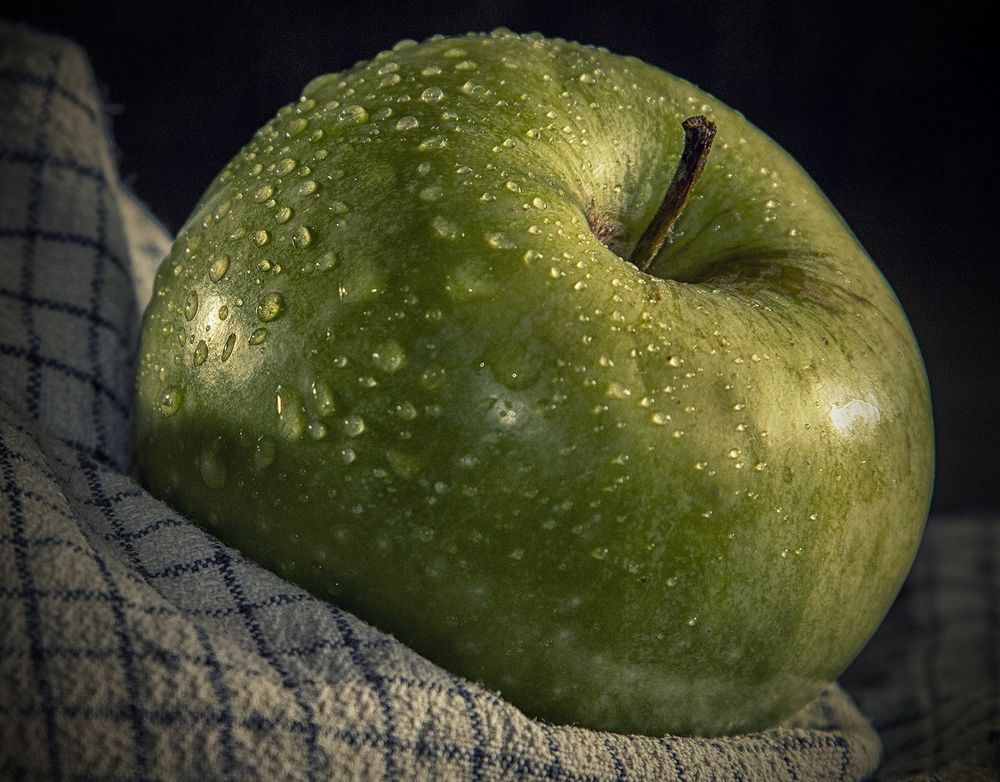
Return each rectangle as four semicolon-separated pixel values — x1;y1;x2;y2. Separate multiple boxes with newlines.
131;30;933;736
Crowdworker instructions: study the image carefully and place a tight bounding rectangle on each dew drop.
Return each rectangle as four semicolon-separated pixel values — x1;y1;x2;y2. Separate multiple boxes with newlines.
372;340;406;373
221;332;236;362
199;442;226;489
160;387;183;416
253;185;274;203
432;215;458;239
249;327;268;345
277;158;297;175
396;116;419;131
193;340;208;366
253;229;270;247
184;290;199;321
298;180;319;196
287;118;308;137
292;225;313;248
419;185;443;201
343;415;366;437
275;206;293;224
253;436;276;471
421;86;444;102
256;292;286;322
209;255;230;282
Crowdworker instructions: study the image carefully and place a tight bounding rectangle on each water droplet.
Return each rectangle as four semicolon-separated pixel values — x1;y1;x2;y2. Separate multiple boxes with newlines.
337;105;369;124
396;116;419;131
651;412;670;425
432;215;458;239
422;65;442;76
379;73;402;88
193;340;208;366
275;386;305;440
343;414;365;437
249;327;268;345
253;229;270;247
419;185;443;201
209;255;230;282
287;117;308;137
253;185;274;203
275;206;293;224
418;136;447;151
184;290;199;321
667;355;683;367
277;158;297;175
221;332;236;362
313;250;338;271
253;436;276;471
421;86;444;102
420;366;446;390
505;180;521;193
531;197;547;210
310;379;335;415
590;547;609;560
395;400;418;420
160;387;183;416
257;292;286;322
728;448;741;459
486;232;515;249
298;180;319;197
199;441;226;488
292;225;313;248
372;340;405;373
307;421;328;440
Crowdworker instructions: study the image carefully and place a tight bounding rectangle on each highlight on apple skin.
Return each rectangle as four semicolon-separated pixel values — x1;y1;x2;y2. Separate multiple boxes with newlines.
131;29;934;736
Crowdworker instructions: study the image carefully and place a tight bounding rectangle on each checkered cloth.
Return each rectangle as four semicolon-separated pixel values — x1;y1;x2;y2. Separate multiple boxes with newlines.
1;21;996;781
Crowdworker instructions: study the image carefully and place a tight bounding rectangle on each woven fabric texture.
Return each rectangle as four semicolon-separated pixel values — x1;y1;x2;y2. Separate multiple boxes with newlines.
0;21;995;781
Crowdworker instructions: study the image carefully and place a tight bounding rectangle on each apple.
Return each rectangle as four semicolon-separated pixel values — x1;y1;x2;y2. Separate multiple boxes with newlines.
131;29;933;736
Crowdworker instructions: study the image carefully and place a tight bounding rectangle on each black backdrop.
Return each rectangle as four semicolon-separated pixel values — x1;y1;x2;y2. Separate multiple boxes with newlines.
6;0;996;515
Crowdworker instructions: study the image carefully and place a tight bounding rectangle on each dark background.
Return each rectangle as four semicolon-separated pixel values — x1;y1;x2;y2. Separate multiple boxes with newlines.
7;0;995;515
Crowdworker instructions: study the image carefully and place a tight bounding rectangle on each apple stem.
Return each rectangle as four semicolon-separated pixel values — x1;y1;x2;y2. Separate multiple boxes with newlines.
629;115;717;273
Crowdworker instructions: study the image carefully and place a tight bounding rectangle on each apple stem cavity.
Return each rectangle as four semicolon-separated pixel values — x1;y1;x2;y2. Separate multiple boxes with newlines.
629;115;717;273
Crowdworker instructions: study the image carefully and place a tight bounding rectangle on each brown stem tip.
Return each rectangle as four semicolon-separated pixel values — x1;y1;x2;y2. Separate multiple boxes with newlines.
629;115;717;273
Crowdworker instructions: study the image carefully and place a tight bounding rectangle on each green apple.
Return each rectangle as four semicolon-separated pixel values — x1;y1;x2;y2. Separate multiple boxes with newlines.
131;29;933;736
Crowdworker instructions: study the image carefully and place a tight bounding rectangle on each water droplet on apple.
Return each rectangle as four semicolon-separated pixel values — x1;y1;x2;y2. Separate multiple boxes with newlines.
343;415;365;437
287;117;308;137
209;255;230;282
184;290;199;321
379;73;402;88
292;225;313;248
199;441;227;489
275;206;293;224
505;180;521;193
372;340;405;373
420;366;446;390
310;379;336;415
418;136;447;151
339;105;369;124
307;421;328;440
160;387;183;416
395;116;419;131
297;180;319;197
256;292;286;322
395;401;418;420
432;215;458;239
253;185;274;203
221;332;236;362
193;340;208;366
486;232;515;249
277;158;297;175
252;229;270;247
253;436;276;471
421;86;444;102
249;327;268;345
420;185;443;201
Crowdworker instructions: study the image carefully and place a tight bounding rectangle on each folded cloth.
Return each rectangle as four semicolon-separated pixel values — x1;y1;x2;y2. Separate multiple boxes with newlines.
0;19;986;781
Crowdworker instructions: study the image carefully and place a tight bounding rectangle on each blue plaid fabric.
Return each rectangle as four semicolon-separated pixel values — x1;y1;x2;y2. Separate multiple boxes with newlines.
0;21;995;781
